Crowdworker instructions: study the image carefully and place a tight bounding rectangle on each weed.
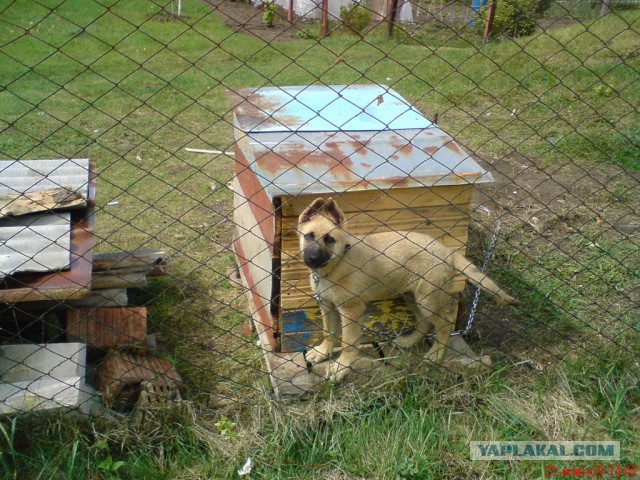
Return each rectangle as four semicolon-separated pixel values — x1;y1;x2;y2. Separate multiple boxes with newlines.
476;0;549;38
97;456;126;479
215;416;238;441
297;28;319;40
0;419;18;479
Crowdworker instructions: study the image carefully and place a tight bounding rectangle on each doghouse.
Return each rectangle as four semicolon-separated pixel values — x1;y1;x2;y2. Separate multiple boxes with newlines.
227;85;494;363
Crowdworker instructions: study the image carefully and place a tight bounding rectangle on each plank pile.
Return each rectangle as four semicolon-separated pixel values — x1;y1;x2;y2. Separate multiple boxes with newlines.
73;250;172;308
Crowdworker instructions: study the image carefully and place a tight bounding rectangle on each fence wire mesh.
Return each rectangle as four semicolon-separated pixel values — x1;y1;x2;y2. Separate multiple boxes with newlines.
0;0;638;474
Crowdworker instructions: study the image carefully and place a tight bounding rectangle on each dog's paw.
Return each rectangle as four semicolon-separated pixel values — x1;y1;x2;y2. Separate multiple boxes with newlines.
393;330;425;349
326;360;349;383
305;343;333;365
424;345;446;364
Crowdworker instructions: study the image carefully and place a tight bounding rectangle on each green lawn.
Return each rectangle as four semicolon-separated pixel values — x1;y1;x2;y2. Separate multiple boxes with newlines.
0;0;639;478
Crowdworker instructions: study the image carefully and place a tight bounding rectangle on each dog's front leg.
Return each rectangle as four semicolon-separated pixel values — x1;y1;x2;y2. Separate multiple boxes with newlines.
327;300;366;383
306;303;340;365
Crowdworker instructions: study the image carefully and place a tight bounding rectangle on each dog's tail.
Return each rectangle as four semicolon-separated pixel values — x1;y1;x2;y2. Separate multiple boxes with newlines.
450;253;516;305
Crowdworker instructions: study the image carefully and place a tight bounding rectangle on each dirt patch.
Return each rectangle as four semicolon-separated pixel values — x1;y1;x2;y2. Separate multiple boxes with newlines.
475;154;638;243
206;0;313;41
467;153;639;365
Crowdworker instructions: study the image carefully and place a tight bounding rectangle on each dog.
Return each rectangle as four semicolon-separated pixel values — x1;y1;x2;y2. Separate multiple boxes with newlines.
298;197;515;383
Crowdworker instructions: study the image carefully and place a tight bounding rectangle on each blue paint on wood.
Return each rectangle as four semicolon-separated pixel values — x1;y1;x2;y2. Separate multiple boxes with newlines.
234;85;432;133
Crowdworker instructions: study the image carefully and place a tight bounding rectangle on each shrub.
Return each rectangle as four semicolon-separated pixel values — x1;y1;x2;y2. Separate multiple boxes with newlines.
340;2;372;35
263;0;277;28
476;0;551;38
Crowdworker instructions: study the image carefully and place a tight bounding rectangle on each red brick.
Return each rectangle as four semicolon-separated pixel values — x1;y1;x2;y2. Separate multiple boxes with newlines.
66;307;147;348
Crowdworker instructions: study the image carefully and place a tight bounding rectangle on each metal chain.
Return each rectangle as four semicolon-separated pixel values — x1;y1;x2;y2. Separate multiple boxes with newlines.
463;219;502;335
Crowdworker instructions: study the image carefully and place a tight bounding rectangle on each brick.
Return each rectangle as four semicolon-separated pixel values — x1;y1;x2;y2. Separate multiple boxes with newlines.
66;307;147;348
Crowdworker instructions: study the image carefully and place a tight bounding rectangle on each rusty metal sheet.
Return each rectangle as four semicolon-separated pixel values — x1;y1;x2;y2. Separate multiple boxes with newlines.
0;158;91;197
0;162;96;303
238;128;494;198
228;85;432;133
0;207;94;302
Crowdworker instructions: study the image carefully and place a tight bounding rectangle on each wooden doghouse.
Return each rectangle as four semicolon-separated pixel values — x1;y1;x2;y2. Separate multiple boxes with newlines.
228;85;493;361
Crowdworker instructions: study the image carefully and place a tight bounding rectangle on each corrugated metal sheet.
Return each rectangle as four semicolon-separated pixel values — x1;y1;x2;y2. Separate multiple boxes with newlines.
0;212;71;277
230;85;493;198
229;85;432;133
0;158;90;197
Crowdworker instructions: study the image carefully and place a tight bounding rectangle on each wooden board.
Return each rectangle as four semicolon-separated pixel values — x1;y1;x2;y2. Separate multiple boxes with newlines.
92;250;171;277
233;237;277;351
0;187;86;218
68;288;129;308
279;185;473;217
233;177;276;343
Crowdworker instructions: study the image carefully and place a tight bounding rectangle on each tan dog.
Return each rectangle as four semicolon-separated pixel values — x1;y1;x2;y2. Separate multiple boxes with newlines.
298;197;515;383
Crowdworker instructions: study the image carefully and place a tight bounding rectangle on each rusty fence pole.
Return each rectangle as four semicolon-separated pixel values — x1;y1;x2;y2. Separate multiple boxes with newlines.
322;0;329;37
387;0;399;36
483;0;497;42
288;0;294;22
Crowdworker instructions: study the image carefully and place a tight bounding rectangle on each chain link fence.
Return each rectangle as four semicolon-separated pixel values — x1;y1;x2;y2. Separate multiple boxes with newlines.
0;0;638;475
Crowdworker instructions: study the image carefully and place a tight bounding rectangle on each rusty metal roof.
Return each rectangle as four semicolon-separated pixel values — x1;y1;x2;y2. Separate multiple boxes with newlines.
230;85;493;198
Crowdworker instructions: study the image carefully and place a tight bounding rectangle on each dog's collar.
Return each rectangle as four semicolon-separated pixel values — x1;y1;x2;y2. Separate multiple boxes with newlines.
311;244;350;304
312;273;322;303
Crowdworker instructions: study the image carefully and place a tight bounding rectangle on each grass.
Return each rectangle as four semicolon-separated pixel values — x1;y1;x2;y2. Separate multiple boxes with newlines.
0;0;639;478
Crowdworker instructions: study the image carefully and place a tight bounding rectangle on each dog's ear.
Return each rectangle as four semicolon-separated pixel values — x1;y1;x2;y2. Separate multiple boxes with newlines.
324;198;346;226
299;198;326;225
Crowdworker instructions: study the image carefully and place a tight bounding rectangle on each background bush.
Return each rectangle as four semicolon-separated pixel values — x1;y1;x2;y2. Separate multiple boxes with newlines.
476;0;552;37
340;2;373;35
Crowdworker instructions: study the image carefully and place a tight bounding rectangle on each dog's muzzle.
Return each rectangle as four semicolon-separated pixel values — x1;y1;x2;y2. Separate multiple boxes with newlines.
303;246;331;270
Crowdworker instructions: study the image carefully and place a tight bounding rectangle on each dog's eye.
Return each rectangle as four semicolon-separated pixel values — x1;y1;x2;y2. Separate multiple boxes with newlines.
324;235;335;245
304;233;314;241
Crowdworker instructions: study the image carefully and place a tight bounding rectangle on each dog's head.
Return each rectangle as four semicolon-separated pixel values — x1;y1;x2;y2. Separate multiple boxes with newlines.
298;198;349;271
